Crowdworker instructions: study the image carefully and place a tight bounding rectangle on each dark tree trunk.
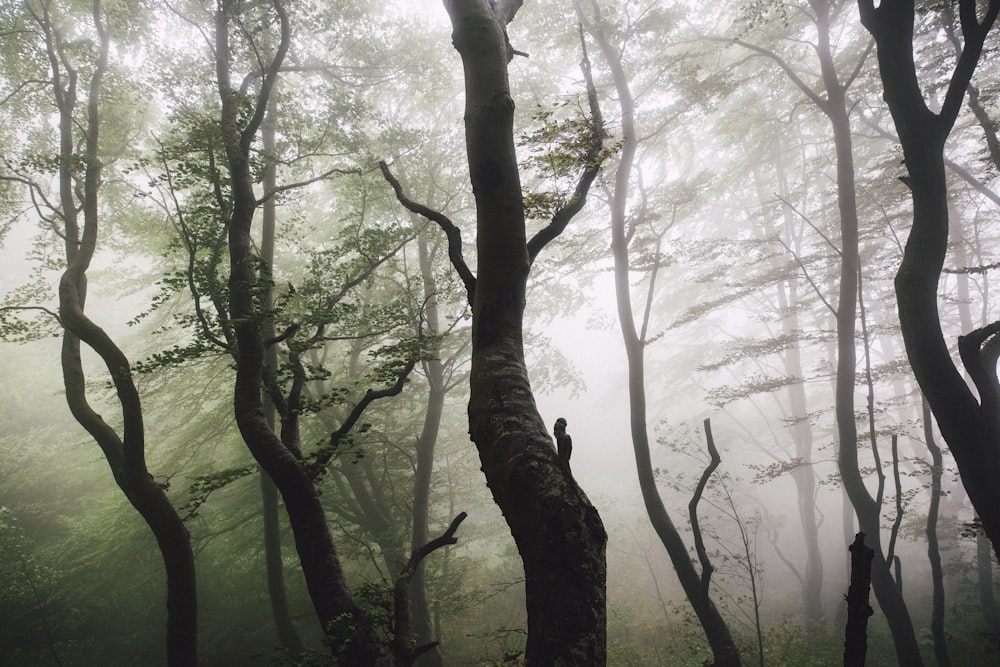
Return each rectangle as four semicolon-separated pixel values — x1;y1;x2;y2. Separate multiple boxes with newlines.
215;4;387;662
858;0;1000;563
922;400;951;667
844;533;874;667
48;4;197;663
440;2;608;662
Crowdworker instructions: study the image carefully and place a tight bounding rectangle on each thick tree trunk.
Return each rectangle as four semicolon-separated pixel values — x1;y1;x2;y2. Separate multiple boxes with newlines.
858;0;1000;564
442;1;608;662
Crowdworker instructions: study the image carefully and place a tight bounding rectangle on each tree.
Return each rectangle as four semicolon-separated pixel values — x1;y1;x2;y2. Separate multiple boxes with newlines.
214;1;404;661
575;1;741;664
858;0;1000;563
383;1;609;662
0;2;197;663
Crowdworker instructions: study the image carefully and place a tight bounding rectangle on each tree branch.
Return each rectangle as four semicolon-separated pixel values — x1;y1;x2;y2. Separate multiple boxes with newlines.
958;320;1000;413
393;512;468;664
690;418;722;599
379;160;476;305
314;358;418;471
527;24;606;263
256;166;361;206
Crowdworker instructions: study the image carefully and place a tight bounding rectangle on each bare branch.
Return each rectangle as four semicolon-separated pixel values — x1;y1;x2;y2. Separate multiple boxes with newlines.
379;160;476;305
314;358;418;471
256;166;361;206
690;418;722;598
958;320;1000;413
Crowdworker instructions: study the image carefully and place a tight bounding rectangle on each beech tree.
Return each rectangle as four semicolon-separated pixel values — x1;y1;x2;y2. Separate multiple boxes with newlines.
574;1;741;664
858;0;1000;562
383;0;609;662
0;2;197;664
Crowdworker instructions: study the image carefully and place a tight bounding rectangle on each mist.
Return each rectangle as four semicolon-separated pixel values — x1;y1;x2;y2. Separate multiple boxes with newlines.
2;1;999;665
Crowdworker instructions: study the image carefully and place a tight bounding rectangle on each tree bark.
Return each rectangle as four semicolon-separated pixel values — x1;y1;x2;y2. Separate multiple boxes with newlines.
439;2;608;662
858;0;1000;563
48;2;197;663
843;533;874;667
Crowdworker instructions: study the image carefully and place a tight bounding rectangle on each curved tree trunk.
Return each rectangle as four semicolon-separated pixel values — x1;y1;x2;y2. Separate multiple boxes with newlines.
575;1;740;664
215;3;388;662
858;0;1000;563
48;3;197;663
441;2;608;662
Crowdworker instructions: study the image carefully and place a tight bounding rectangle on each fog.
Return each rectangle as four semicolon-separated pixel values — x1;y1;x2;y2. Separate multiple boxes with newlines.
1;1;998;666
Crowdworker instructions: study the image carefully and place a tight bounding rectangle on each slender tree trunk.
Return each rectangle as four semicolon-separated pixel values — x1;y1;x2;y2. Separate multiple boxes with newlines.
922;400;951;667
410;232;446;667
259;98;305;653
803;2;924;661
49;3;197;663
576;1;739;663
771;150;824;622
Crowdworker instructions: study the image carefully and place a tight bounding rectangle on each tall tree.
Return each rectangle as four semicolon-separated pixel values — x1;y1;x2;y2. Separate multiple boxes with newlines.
575;1;741;664
383;1;608;662
0;1;198;663
722;2;923;660
215;1;395;661
858;0;1000;562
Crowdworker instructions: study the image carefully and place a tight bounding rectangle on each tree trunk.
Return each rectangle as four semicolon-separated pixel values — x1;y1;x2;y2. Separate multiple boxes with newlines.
215;4;388;662
259;87;306;654
800;2;925;661
858;0;1000;564
410;232;447;667
843;533;874;667
50;3;198;663
922;400;951;667
576;1;740;664
442;2;608;662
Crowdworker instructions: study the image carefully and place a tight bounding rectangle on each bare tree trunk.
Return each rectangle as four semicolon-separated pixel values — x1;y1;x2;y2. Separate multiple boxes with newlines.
859;0;1000;564
43;3;197;663
575;2;740;663
844;533;874;667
